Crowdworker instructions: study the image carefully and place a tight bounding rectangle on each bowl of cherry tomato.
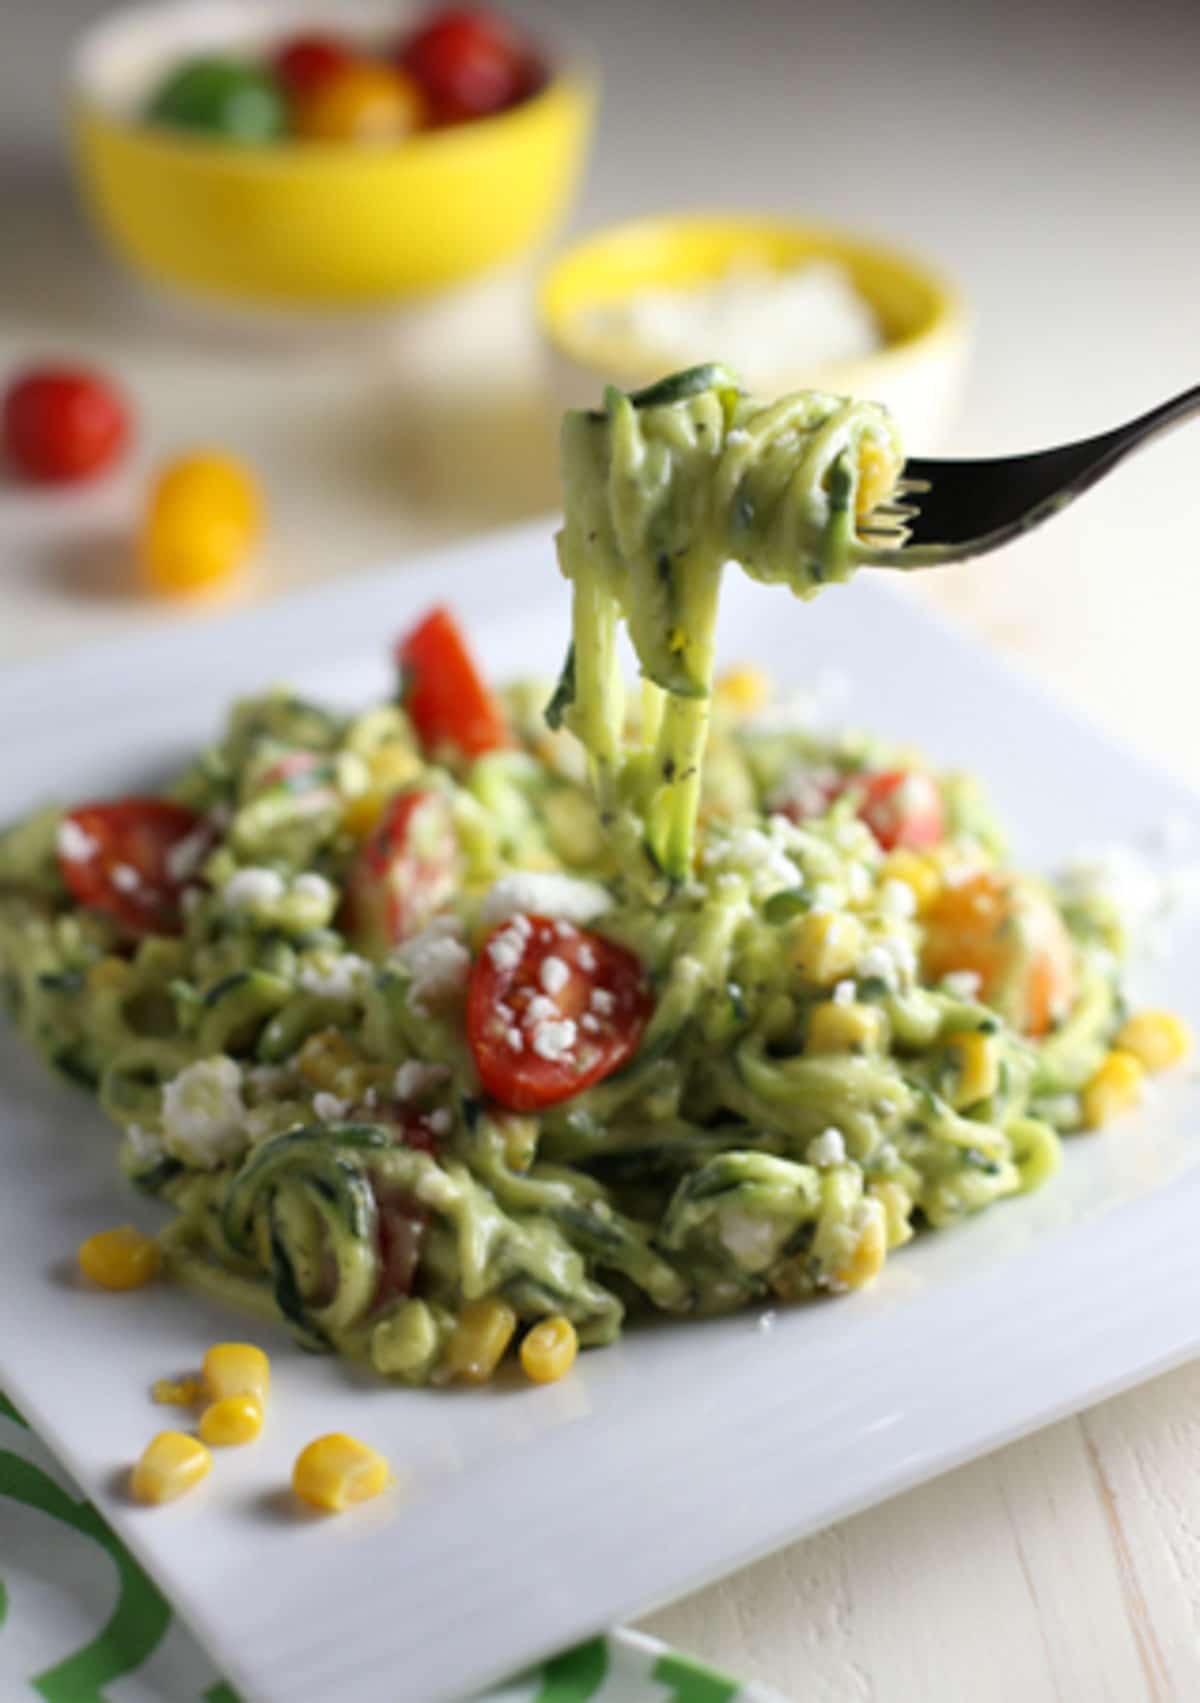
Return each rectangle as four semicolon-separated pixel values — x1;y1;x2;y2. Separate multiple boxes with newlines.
68;1;596;308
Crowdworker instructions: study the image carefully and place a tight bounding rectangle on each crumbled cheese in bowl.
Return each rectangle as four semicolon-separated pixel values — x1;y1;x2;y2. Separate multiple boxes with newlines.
575;261;881;394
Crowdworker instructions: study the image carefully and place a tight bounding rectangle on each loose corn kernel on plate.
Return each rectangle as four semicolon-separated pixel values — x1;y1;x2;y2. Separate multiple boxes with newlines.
1;520;1199;1703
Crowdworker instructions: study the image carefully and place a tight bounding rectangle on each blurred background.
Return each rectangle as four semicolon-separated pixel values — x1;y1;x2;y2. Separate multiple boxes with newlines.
1;0;1198;772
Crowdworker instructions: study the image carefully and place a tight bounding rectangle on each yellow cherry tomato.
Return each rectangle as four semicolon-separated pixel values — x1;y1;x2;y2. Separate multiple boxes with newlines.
140;451;263;598
292;61;427;142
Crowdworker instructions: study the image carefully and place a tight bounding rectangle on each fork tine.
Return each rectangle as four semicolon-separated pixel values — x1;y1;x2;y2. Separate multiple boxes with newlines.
873;502;921;520
896;476;932;495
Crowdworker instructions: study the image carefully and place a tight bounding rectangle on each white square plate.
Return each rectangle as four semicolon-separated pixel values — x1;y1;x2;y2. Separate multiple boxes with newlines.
3;520;1199;1703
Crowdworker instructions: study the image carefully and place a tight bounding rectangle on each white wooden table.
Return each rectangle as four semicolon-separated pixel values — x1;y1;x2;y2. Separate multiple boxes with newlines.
3;1;1200;1697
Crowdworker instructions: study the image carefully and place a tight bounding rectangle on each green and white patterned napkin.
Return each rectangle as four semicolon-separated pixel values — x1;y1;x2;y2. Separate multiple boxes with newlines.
0;1393;779;1703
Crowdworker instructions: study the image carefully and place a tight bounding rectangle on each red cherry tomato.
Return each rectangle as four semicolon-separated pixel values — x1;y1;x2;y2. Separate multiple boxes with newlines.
851;770;944;851
399;7;532;122
272;32;354;96
396;606;508;759
57;799;212;936
468;915;652;1111
775;766;944;852
3;367;129;484
345;789;460;950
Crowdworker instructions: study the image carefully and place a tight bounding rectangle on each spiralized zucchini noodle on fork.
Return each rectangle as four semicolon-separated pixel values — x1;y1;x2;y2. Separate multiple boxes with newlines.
0;365;1187;1385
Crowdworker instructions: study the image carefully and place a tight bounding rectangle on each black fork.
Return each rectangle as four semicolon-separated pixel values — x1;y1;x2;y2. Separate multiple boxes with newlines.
859;384;1200;566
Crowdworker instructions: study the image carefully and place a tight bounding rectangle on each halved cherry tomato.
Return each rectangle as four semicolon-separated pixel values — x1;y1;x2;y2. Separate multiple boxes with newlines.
344;789;460;950
922;870;1076;1036
396;606;507;759
399;7;532;122
852;770;944;851
3;367;129;484
57;799;213;937
468;914;652;1111
273;32;354;97
777;766;944;852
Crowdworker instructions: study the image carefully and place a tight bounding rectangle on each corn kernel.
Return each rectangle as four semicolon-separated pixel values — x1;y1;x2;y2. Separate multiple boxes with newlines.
715;667;771;713
78;1226;160;1291
130;1432;211;1505
1081;1049;1144;1129
869;1179;915;1249
297;1029;362;1093
292;1433;390;1513
807;1000;885;1055
520;1316;578;1384
445;1297;518;1384
202;1343;270;1406
152;1377;203;1407
880;849;942;916
792;911;865;986
86;956;132;995
943;1030;1000;1109
199;1394;263;1447
1115;1010;1192;1074
341;791;388;840
831;1198;888;1290
855;439;900;520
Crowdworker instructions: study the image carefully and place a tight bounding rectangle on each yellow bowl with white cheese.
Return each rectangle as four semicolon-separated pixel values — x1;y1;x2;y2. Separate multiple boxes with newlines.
538;213;971;449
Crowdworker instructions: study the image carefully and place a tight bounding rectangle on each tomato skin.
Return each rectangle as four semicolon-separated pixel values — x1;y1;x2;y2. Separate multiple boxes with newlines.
345;789;460;950
3;368;129;484
291;60;426;142
777;766;944;853
146;56;287;141
140;451;262;598
853;770;944;851
400;8;532;122
396;606;507;759
467;915;652;1111
57;799;212;936
273;33;353;96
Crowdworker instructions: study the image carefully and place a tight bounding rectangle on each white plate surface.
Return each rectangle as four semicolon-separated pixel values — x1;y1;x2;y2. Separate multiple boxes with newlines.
2;519;1199;1703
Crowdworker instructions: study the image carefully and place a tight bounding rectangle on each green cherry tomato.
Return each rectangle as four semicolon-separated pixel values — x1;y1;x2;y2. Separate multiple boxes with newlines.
146;57;287;142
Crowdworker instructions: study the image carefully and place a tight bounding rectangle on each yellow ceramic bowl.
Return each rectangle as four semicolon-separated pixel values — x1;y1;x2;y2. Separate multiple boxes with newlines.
539;213;970;447
69;0;596;309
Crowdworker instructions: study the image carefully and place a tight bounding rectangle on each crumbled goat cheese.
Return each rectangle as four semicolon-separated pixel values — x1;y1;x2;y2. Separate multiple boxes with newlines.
718;1208;785;1272
531;1017;577;1062
506;1027;525;1050
942;969;983;1000
539;955;570;996
223;867;286;910
832;980;856;1006
427;1108;453;1136
161;1057;246;1169
313;1092;350;1122
859;937;916;983
590;987;616;1015
806;1127;846;1167
111;863;141;893
393;1060;450;1101
879;878;917;919
299;954;370;1000
578;943;598;972
479;873;612;930
396;917;470;1008
576;260;879;395
525;994;559;1025
165;825;212;885
57;818;99;862
292;872;336;905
